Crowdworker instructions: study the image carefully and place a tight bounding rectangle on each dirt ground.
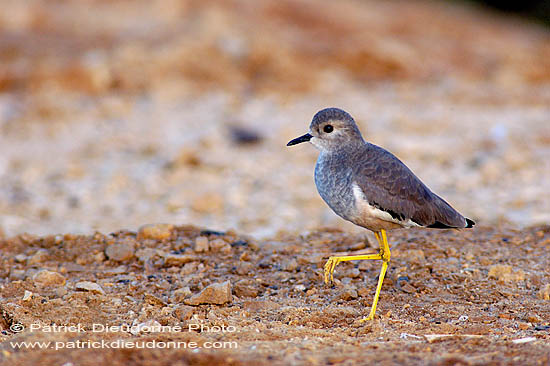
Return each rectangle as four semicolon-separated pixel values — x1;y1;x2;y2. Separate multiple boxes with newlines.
0;224;549;365
1;0;550;365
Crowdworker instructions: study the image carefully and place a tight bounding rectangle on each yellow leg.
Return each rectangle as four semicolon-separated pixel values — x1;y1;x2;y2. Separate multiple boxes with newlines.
324;253;382;284
323;229;391;322
361;229;391;322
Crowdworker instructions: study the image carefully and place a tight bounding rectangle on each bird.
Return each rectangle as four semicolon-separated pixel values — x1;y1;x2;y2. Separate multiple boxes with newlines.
287;107;475;322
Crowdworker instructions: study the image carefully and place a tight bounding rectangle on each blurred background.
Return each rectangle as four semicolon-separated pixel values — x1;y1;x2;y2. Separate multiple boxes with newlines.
0;0;549;238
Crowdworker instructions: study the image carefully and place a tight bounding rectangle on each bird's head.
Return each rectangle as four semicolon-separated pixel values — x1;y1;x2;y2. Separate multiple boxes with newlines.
287;108;364;152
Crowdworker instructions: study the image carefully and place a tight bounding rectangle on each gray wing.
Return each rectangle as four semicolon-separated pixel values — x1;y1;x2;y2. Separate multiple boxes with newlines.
353;144;469;228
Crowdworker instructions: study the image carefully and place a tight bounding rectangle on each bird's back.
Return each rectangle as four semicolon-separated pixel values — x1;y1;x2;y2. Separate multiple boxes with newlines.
352;143;471;229
315;141;472;230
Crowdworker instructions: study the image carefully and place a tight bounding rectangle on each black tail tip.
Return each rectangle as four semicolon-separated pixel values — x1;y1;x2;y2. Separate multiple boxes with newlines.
465;218;475;228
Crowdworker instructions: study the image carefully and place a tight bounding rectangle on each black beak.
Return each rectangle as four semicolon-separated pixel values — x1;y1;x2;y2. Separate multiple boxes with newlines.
287;133;312;146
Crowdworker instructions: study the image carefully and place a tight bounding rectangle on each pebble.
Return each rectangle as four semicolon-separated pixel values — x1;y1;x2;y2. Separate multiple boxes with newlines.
172;287;192;302
171;148;201;168
184;281;232;305
242;300;279;312
527;314;542;323
173;305;195;321
33;270;66;287
136;248;157;262
180;262;198;275
236;262;255;275
342;267;361;278
282;258;298;272
137;224;174;241
93;252;106;263
209;238;231;254
194;236;209;252
488;265;525;282
163;253;198;267
9;269;26;280
131;320;162;335
357;287;370;297
538;284;550;300
233;279;259;298
228;125;263;145
397;277;417;294
27;249;49;265
144;293;166;306
55;287;67;297
405;249;425;265
22;290;33;301
14;254;27;263
339;285;358;301
105;239;135;262
75;281;105;294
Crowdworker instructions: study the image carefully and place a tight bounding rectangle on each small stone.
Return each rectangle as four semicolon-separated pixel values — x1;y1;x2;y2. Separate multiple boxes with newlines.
14;254;27;263
357;287;370;298
33;270;66;287
406;249;425;265
170;148;201;168
144;293;166;306
75;281;105;295
233;279;259;298
527;314;541;323
9;269;26;280
28;249;49;265
294;284;306;292
236;262;254;275
22;290;33;301
339;285;358;301
229;125;263;145
93;252;106;263
172;287;192;302
163;253;198;267
538;284;550;300
173;305;194;321
105;240;135;262
282;258;298;272
180;262;198;275
136;248;157;262
103;265;127;275
194;236;209;252
242;300;279;312
184;281;232;305
397;278;417;294
55;287;67;297
138;224;174;241
131;320;161;335
488;265;525;282
343;267;361;278
209;239;231;254
518;323;530;330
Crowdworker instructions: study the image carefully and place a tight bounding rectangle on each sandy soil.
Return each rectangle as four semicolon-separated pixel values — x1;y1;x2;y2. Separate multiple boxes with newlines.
1;0;550;365
1;224;549;365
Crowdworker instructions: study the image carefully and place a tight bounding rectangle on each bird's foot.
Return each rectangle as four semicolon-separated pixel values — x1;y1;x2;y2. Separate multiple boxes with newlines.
359;311;376;323
323;256;341;284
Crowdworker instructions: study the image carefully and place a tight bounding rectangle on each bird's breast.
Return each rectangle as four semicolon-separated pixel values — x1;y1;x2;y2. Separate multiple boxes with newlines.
314;154;356;221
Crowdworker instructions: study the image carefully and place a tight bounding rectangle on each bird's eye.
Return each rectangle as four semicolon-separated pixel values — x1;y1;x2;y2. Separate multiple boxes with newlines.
323;125;333;133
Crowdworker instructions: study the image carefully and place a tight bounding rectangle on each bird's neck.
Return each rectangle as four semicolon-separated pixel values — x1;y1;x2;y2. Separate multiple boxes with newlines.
319;140;366;159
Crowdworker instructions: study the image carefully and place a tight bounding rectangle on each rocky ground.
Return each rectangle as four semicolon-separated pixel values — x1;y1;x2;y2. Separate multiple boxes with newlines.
1;0;550;365
0;224;549;365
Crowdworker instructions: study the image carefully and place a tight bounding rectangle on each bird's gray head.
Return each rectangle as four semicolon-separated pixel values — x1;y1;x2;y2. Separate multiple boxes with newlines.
287;108;364;152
